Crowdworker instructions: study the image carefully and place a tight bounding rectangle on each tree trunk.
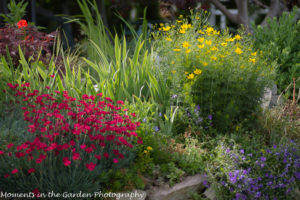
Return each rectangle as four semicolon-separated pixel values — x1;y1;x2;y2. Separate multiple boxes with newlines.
96;0;108;28
261;0;281;26
210;0;250;31
235;0;249;30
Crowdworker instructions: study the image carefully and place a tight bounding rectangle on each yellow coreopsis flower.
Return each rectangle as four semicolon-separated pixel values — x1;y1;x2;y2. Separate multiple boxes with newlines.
213;30;220;35
179;28;186;34
163;26;171;31
249;58;256;63
226;38;235;42
143;150;148;154
187;73;195;79
147;146;153;151
205;40;212;46
160;23;164;27
182;41;191;48
251;52;257;56
198;30;205;34
171;61;175;64
211;47;218;51
235;47;243;54
194;69;202;75
206;27;214;33
197;37;205;43
177;20;182;23
221;42;227;47
234;34;241;40
211;56;217;61
165;37;172;41
198;44;204;49
185;49;191;54
173;48;181;52
203;62;208;66
180;24;187;29
171;70;176;74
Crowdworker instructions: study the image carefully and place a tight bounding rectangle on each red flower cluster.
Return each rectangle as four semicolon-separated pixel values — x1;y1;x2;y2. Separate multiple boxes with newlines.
17;19;28;29
1;83;142;178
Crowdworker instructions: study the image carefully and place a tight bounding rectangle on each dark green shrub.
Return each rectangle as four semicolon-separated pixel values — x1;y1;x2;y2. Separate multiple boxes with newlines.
252;8;300;98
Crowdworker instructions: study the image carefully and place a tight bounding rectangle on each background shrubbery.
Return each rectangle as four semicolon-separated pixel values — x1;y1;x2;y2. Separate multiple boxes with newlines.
252;8;300;99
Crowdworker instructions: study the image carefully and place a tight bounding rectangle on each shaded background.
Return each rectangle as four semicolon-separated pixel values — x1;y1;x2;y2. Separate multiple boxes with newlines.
0;0;300;48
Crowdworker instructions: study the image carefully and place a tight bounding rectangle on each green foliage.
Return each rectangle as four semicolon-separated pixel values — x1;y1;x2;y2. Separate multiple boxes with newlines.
164;162;185;186
99;168;145;192
173;105;212;135
252;8;300;98
0;44;96;103
75;0;114;63
173;137;206;175
258;103;300;143
83;35;157;103
0;0;28;24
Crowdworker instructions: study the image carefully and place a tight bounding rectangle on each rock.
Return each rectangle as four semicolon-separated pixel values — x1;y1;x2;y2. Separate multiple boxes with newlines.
146;173;206;200
115;190;147;200
262;83;283;110
261;87;272;110
204;187;217;200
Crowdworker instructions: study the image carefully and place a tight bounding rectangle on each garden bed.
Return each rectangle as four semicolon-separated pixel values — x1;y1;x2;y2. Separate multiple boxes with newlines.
0;1;299;199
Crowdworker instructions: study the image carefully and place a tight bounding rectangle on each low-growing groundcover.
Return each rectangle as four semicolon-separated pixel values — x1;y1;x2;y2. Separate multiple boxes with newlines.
206;140;300;200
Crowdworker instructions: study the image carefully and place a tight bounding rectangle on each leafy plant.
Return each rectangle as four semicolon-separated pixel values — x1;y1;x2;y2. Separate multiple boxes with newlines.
152;12;275;131
206;140;300;199
0;0;28;24
0;83;142;193
0;20;61;68
252;8;300;98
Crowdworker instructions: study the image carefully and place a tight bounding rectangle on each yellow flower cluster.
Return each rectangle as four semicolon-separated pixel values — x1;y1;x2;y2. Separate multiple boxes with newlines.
143;146;153;154
179;23;192;34
155;17;264;83
187;68;203;80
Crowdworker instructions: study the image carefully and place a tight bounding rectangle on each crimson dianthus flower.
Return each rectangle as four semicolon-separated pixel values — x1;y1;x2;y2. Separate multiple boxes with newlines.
7;143;14;149
86;162;96;171
33;188;40;197
63;157;71;166
72;152;80;161
11;169;18;174
104;152;109;158
95;155;101;160
28;168;35;174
